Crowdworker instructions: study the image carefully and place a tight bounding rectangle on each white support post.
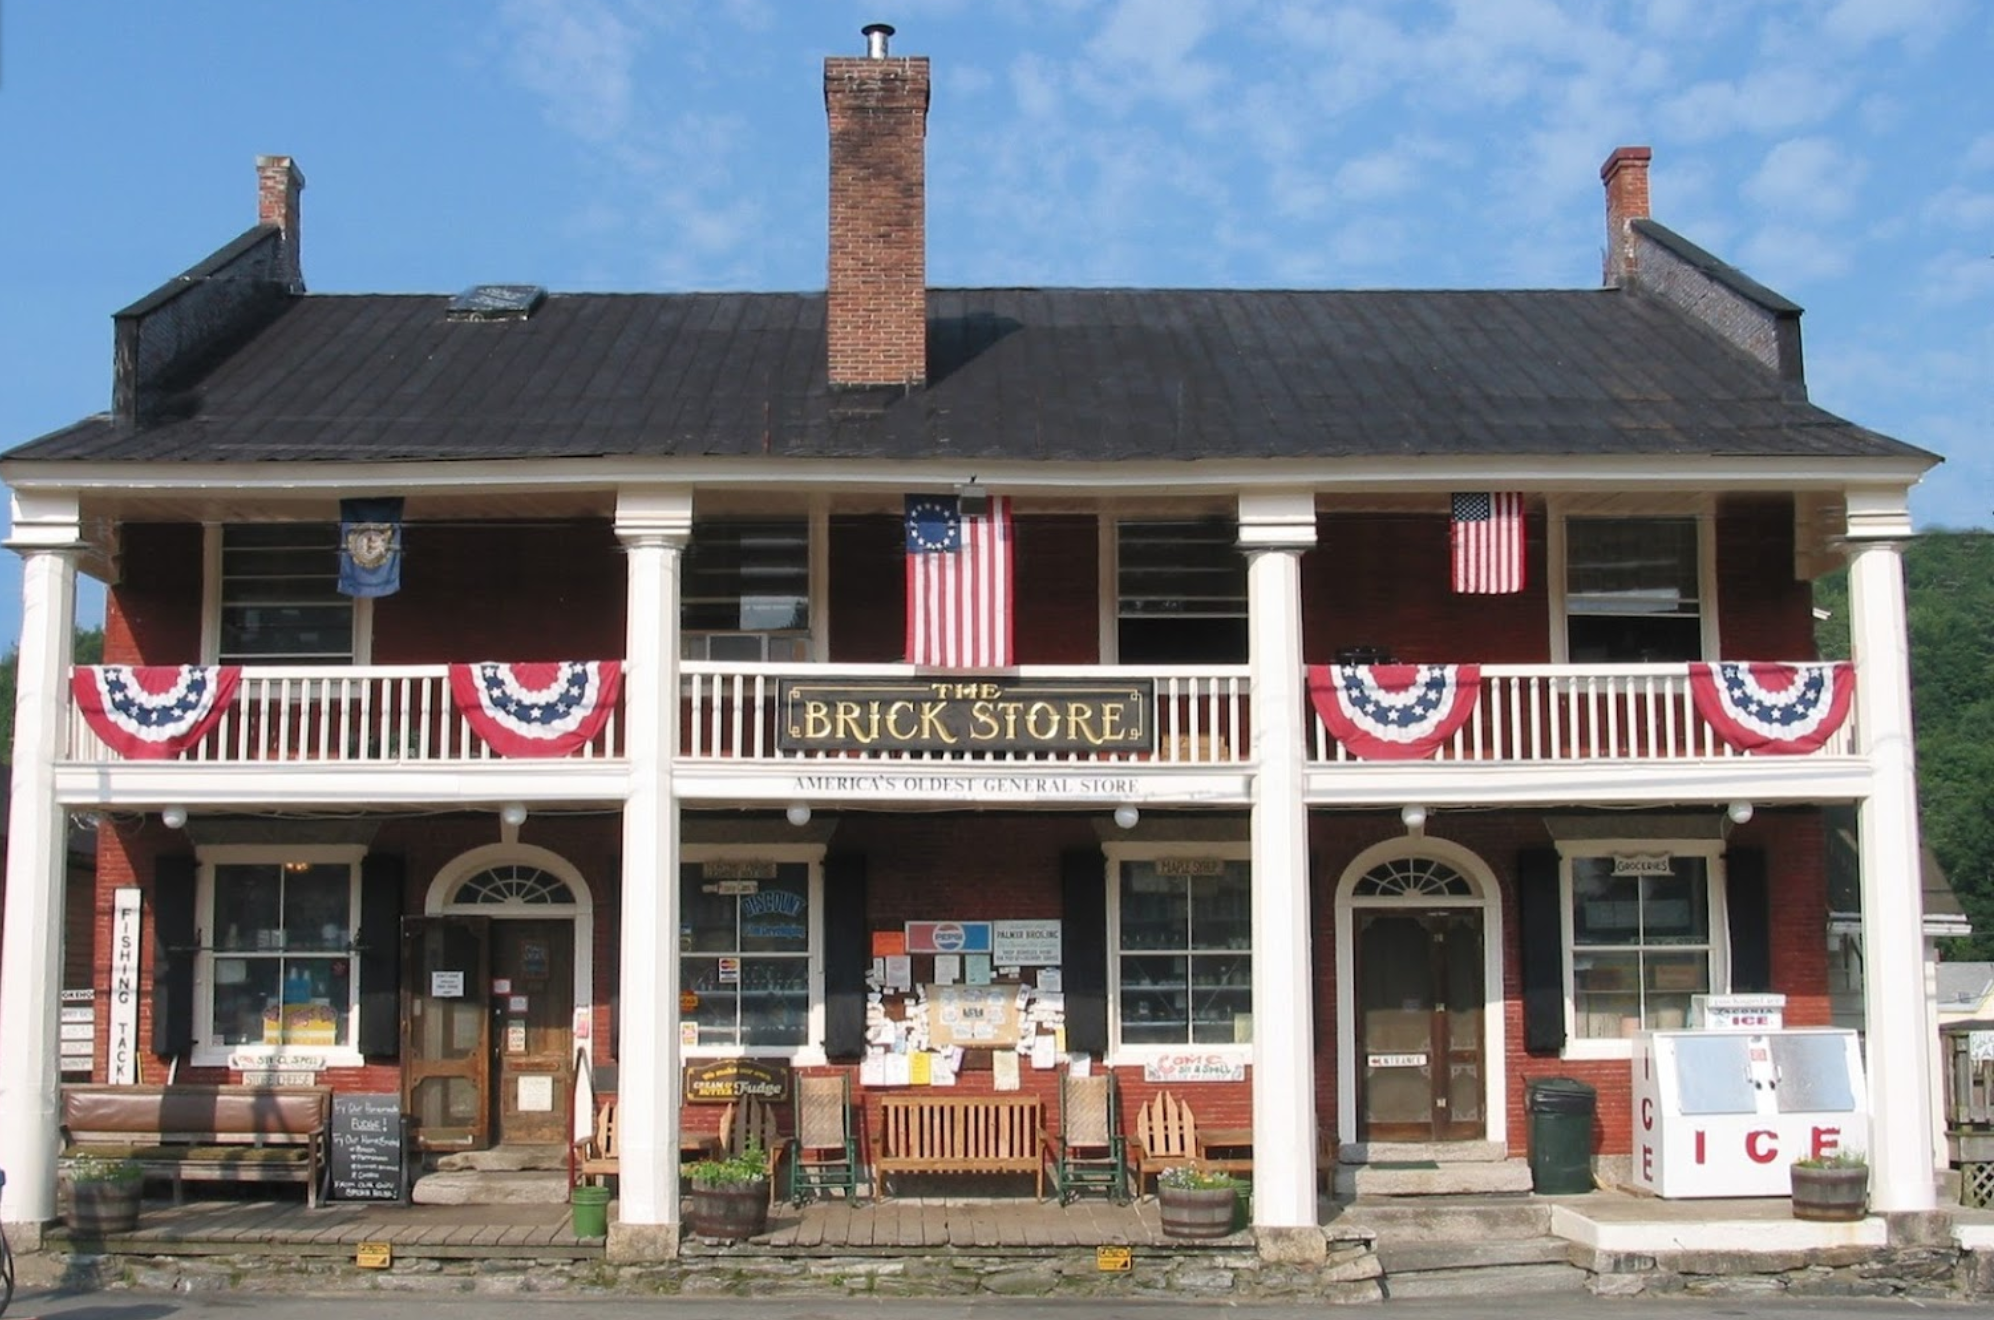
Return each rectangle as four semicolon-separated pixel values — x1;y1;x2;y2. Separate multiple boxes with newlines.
608;488;692;1260
1844;492;1935;1213
0;492;83;1233
1239;491;1319;1239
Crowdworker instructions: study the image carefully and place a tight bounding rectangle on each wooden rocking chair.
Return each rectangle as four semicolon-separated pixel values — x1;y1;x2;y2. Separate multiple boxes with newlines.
789;1073;863;1204
1047;1071;1128;1204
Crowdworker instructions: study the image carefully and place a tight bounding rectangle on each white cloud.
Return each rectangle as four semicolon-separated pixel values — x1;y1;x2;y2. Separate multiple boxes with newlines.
1914;248;1994;308
1963;133;1994;173
1738;222;1852;287
1658;66;1844;142
1744;137;1864;220
1822;0;1969;54
1920;186;1994;233
1009;51;1064;119
500;0;639;144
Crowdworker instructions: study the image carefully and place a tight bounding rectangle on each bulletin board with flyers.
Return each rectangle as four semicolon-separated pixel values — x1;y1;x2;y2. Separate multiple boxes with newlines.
925;983;1022;1048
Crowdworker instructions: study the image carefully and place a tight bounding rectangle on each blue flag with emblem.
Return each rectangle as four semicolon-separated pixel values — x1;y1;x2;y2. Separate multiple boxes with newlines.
339;497;404;598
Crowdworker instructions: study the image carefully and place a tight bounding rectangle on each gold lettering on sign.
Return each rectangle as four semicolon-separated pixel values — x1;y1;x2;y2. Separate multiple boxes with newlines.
780;679;1155;755
1155;857;1227;876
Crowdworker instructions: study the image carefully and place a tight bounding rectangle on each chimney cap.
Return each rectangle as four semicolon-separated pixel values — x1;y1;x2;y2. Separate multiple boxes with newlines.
1600;145;1652;181
862;22;895;57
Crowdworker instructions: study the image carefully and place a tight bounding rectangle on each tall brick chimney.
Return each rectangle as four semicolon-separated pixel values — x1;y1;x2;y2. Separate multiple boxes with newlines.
825;23;929;388
1600;145;1651;288
257;154;306;293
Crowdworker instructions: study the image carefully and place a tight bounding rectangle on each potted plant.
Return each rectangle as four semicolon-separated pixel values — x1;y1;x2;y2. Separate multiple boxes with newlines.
1790;1151;1868;1222
65;1154;144;1234
685;1141;771;1241
1156;1165;1242;1239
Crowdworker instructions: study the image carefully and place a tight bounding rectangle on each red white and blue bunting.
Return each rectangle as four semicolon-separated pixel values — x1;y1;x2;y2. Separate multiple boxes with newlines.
1306;663;1482;761
449;661;623;757
71;665;241;760
1688;661;1854;755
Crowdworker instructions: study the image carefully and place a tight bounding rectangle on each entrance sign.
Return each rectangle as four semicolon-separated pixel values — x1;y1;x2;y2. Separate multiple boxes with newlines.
779;678;1153;754
329;1093;406;1202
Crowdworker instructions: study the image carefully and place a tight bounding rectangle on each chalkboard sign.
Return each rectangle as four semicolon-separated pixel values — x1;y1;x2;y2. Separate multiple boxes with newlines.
329;1093;405;1202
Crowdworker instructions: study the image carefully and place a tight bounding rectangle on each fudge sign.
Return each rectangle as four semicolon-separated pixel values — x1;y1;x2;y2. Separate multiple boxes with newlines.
779;679;1153;754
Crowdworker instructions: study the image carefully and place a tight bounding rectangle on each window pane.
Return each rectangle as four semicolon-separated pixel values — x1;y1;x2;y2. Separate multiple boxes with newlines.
1567;517;1698;615
274;957;350;1046
1644;952;1706;1030
1643;864;1708;944
282;864;352;952
1571;861;1641;946
220;524;352;663
1117;520;1247;662
1574;951;1642;1038
213;958;282;1044
1191;871;1251;950
739;874;809;954
682;520;809;634
1190;953;1251;1043
1120;867;1187;949
215;865;283;951
740;959;809;1046
1120;955;1188;1043
1567;613;1701;663
680;868;738;952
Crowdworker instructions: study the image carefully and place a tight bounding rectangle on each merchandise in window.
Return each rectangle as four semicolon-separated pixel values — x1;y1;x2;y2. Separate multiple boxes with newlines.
209;862;355;1047
219;523;355;663
680;861;811;1049
1569;854;1711;1039
681;519;810;661
1565;516;1701;662
1116;519;1248;663
1116;858;1252;1046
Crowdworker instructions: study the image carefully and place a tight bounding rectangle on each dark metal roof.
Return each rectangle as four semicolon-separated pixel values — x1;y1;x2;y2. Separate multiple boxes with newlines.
8;287;1931;465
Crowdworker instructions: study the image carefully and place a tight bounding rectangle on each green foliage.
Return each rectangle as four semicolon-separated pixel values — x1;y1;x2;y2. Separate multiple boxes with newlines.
0;627;104;755
1815;530;1994;959
1792;1150;1866;1170
67;1154;143;1184
1158;1164;1240;1191
688;1141;769;1188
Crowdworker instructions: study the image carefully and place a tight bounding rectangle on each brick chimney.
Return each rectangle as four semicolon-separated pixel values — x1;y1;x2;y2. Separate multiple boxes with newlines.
256;154;306;293
825;23;929;388
1600;145;1651;288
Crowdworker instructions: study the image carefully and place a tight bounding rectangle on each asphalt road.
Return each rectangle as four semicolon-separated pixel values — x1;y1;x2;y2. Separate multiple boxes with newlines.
5;1295;1991;1320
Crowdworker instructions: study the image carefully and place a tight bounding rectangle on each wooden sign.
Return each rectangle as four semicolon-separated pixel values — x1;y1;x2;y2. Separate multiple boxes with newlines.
683;1058;792;1104
329;1093;405;1202
778;678;1153;754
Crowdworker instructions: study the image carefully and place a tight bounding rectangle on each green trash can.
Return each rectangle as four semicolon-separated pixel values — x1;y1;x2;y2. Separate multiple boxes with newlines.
1526;1077;1596;1195
571;1183;612;1238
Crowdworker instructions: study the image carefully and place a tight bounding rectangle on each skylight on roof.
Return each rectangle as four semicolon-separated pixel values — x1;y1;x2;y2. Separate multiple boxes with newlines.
446;284;547;321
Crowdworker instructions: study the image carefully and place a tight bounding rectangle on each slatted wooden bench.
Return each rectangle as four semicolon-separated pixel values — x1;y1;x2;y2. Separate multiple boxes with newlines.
61;1083;332;1209
873;1094;1047;1200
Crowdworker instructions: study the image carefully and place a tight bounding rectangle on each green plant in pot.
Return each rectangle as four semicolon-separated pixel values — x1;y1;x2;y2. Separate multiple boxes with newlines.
1790;1150;1868;1223
1157;1165;1243;1239
686;1141;772;1241
65;1154;144;1234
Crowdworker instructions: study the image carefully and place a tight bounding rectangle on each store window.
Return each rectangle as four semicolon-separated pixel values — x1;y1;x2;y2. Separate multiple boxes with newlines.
1113;856;1253;1048
1565;849;1715;1042
1563;516;1703;662
680;859;816;1052
217;523;356;664
202;854;361;1051
681;518;811;661
1116;519;1248;663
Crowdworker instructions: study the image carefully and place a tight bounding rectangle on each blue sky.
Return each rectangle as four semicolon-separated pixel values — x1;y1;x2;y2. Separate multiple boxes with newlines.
3;0;1990;652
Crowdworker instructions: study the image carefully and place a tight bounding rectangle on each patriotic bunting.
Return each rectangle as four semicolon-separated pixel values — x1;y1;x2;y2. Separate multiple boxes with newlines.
1306;663;1483;760
71;665;240;760
449;661;623;757
1689;661;1854;755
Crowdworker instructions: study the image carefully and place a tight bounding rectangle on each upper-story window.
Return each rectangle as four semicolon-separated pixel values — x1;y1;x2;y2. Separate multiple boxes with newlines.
218;524;355;663
681;518;811;661
1564;516;1703;662
1116;519;1247;663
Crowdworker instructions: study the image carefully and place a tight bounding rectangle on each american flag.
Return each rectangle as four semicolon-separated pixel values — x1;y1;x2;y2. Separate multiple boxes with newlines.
905;494;1014;667
1450;492;1526;594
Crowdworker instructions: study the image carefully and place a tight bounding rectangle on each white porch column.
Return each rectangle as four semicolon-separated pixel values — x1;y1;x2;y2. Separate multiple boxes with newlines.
1844;490;1934;1212
608;487;692;1260
0;491;83;1234
1239;491;1319;1238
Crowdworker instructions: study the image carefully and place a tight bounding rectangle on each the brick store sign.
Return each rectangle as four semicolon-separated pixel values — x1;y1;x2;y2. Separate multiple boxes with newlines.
779;678;1154;754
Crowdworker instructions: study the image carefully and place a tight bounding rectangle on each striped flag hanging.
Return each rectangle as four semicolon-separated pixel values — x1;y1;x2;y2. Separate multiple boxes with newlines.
1451;492;1526;594
905;494;1014;667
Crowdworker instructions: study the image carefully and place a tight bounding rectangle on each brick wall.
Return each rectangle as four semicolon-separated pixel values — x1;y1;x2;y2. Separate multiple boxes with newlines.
104;523;205;664
369;523;625;662
1715;494;1815;659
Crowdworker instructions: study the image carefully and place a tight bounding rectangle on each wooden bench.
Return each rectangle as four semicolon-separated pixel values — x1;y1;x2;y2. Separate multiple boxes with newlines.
61;1084;332;1209
873;1094;1047;1200
572;1097;727;1189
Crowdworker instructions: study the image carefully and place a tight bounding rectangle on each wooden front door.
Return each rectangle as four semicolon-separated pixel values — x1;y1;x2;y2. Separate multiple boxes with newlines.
1356;910;1485;1141
490;919;573;1146
402;916;490;1152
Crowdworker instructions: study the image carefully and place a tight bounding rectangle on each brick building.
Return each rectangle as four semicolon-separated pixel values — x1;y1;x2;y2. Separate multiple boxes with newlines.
0;26;1943;1256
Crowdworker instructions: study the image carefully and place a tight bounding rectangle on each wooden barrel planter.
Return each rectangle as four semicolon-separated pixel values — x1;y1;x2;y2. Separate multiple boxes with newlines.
66;1178;142;1235
1159;1186;1238;1239
686;1180;770;1241
1791;1163;1868;1222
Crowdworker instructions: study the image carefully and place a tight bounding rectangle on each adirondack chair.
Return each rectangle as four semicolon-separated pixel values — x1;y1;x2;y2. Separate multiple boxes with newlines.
789;1073;863;1204
1127;1090;1200;1197
717;1094;791;1208
1047;1071;1128;1204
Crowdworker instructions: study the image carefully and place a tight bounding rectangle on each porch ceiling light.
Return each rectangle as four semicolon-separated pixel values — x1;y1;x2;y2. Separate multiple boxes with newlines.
161;805;188;830
500;802;529;828
1727;801;1754;825
1113;804;1140;830
1400;804;1427;835
786;804;813;827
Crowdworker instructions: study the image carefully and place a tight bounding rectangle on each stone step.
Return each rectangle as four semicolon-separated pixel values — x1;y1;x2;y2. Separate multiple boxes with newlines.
1379;1235;1574;1274
1340;1140;1508;1165
412;1170;572;1206
1382;1261;1592;1300
1332;1195;1552;1243
1334;1159;1534;1198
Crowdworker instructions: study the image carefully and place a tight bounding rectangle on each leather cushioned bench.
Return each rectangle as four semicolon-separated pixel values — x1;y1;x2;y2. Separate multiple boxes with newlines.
61;1084;333;1209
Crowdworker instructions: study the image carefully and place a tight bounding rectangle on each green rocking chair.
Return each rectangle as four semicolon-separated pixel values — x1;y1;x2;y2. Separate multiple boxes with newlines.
789;1073;863;1204
1049;1071;1129;1204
